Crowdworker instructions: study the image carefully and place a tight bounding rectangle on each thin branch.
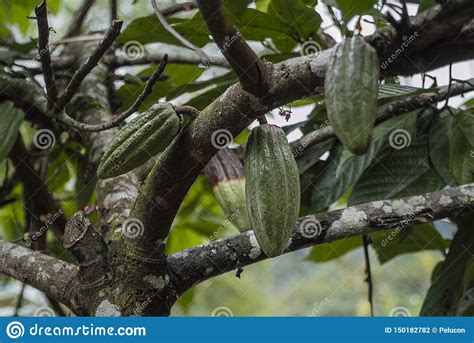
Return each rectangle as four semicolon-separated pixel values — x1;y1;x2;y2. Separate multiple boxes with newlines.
0;240;78;308
56;20;123;110
168;183;474;293
161;1;197;16
151;0;209;65
65;0;96;38
14;283;26;316
362;235;374;316
35;0;59;109
54;54;169;131
196;0;270;95
110;0;118;23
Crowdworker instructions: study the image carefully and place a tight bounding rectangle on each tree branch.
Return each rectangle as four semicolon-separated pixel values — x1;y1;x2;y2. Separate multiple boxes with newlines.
35;0;59;109
161;1;197;16
168;183;474;293
56;20;123;110
0;240;78;307
65;0;96;38
196;0;270;95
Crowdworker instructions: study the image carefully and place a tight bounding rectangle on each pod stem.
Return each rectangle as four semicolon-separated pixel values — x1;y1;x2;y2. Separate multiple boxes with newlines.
257;115;268;125
174;105;201;120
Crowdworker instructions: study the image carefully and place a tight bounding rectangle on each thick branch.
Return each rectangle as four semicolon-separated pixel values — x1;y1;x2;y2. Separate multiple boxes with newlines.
168;183;474;293
196;0;269;95
0;240;78;307
35;0;59;109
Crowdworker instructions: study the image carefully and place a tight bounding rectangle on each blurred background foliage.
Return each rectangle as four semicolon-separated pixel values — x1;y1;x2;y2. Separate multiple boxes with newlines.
0;0;473;316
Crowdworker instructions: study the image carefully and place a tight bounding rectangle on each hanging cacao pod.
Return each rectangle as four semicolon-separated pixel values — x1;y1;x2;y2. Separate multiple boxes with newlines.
204;148;251;232
324;36;380;155
97;103;180;179
245;124;300;257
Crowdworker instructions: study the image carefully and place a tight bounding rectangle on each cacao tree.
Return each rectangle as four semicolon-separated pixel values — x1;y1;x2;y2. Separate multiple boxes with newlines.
0;0;473;317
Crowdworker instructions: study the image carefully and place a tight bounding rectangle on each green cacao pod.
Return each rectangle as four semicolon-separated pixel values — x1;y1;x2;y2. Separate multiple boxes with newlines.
205;148;251;232
245;124;300;257
324;36;380;155
97;103;180;179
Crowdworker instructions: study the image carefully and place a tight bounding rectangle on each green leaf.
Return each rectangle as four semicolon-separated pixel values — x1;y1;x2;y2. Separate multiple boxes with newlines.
418;0;437;13
378;83;426;103
47;151;72;192
269;0;322;41
236;8;295;42
450;110;474;185
421;215;474;316
294;138;335;174
322;0;378;20
371;224;447;264
310;112;417;211
349;128;433;205
457;257;474;315
0;102;24;163
118;13;211;47
429;111;457;185
306;236;362;262
117;64;204;111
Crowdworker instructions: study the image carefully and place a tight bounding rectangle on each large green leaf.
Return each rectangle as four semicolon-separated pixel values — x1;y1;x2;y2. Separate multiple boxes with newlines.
457;256;474;315
0;102;24;163
421;215;474;316
429;111;457;185
117;64;204;111
269;0;322;41
236;8;295;41
322;0;378;20
349;129;433;205
377;83;427;103
310;112;417;211
118;13;211;47
371;224;448;264
306;236;362;262
450;110;474;185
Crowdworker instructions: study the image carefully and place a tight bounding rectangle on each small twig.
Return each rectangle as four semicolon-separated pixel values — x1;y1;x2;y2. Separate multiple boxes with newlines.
110;0;118;23
56;20;123;110
161;1;197;16
14;283;26;316
151;0;210;66
56;54;169;131
65;0;96;38
442;63;453;111
35;0;59;109
257;115;268;125
173;105;200;120
362;234;374;316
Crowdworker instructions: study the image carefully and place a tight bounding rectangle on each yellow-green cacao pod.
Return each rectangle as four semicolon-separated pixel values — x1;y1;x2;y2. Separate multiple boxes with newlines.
324;36;380;155
97;103;180;179
245;124;300;257
205;148;251;232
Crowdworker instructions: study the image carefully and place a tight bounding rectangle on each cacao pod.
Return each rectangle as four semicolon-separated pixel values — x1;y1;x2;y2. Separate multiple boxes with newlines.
205;148;251;232
324;36;380;155
97;103;180;179
245;124;300;257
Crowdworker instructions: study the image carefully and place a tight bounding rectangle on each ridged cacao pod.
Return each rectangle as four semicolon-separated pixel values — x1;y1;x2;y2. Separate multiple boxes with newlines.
97;103;180;179
324;36;380;155
205;148;251;232
245;124;300;257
